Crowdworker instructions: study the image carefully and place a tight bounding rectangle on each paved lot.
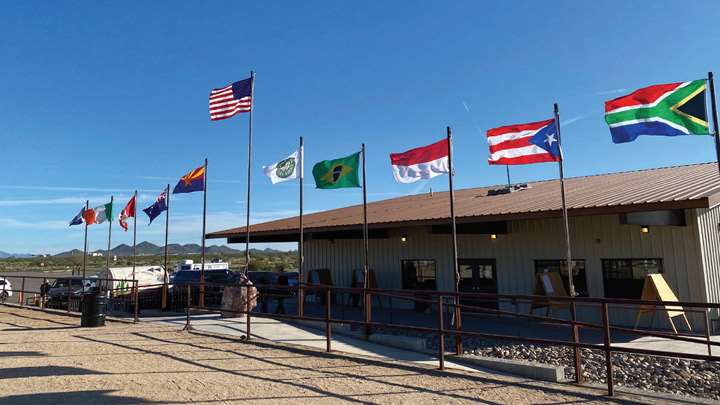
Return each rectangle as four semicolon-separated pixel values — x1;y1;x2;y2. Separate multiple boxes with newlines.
0;305;664;404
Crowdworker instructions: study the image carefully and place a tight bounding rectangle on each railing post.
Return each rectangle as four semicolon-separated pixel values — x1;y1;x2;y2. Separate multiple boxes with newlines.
245;284;251;340
325;288;332;352
67;279;71;313
133;280;139;323
298;284;304;317
19;277;25;306
183;283;192;331
704;310;712;357
454;295;462;355
364;290;372;339
438;296;445;370
571;299;583;383
601;302;614;396
40;277;46;309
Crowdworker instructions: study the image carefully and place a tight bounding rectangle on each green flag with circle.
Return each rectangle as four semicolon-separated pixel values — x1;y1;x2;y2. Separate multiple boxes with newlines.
312;152;360;189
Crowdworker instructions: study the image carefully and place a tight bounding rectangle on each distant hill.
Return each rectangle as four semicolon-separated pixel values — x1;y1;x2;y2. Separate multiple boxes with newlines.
0;251;35;259
53;242;286;257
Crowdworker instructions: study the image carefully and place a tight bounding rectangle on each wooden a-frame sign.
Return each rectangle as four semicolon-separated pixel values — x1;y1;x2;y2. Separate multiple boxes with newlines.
530;272;570;315
634;273;691;334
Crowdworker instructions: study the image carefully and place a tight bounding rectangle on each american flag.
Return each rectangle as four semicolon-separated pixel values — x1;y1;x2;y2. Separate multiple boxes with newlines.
209;76;253;121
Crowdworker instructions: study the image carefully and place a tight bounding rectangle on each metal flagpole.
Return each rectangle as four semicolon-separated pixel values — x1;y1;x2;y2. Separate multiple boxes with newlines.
708;72;720;176
554;104;575;297
298;136;305;317
446;126;462;355
162;184;170;310
361;144;370;290
554;103;582;383
200;159;208;307
244;71;255;274
106;195;113;271
82;200;89;279
132;190;137;284
505;165;512;189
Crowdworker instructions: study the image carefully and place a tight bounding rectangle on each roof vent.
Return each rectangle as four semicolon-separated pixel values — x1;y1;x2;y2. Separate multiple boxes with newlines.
486;183;531;196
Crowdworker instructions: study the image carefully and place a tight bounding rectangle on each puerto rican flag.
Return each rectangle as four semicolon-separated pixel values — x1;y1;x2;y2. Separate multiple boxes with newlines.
487;119;561;165
390;138;449;184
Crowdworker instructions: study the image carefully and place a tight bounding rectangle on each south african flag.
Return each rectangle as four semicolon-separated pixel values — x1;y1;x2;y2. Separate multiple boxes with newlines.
604;79;710;143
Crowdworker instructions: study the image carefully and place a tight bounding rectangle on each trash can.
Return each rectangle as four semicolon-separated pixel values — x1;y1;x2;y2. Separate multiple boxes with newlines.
81;293;106;327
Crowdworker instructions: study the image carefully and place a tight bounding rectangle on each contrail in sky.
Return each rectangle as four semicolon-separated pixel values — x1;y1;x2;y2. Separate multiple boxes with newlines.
595;88;627;96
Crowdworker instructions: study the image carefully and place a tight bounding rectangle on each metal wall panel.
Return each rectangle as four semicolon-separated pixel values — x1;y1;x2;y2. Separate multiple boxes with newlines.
304;212;705;306
695;205;720;317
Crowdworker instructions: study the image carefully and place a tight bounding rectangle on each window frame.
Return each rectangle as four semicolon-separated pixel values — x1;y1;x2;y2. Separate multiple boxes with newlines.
534;259;588;297
601;258;664;299
400;259;437;290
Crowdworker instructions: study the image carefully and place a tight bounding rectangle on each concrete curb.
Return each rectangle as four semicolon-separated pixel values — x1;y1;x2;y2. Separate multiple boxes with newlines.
287;317;567;382
447;354;566;382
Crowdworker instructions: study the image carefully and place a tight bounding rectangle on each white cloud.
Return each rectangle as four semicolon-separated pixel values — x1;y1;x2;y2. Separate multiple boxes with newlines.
0;192;153;206
2;185;135;193
561;114;588;127
0;217;69;230
595;88;627;96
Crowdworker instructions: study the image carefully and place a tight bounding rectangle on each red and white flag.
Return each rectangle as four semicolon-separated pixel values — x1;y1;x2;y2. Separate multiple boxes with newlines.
119;195;136;231
390;138;449;184
487;119;560;165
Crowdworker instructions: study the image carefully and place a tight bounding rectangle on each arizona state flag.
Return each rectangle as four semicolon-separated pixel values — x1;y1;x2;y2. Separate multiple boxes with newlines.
312;152;360;189
605;79;710;143
173;165;206;194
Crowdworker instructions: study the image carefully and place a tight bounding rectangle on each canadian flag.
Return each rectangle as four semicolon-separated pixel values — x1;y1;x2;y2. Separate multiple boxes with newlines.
119;195;136;231
390;138;449;184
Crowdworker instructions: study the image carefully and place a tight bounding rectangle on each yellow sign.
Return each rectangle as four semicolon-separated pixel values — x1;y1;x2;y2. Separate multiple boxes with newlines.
635;274;691;333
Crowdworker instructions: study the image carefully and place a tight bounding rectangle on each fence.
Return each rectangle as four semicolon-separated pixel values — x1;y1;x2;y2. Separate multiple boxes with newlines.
0;274;140;321
181;281;720;397
2;275;719;397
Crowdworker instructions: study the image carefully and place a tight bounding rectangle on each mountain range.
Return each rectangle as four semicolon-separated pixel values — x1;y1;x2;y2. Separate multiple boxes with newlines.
0;251;35;259
54;242;284;257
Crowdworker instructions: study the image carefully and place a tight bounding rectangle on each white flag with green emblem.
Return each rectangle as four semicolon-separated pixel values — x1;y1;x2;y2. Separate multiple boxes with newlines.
263;148;302;184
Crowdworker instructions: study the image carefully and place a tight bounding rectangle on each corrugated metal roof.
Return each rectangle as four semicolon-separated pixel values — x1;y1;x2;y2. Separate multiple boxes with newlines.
207;162;720;239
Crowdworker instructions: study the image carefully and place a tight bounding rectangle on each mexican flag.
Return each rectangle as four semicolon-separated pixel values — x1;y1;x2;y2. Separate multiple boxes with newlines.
312;152;360;189
93;201;113;225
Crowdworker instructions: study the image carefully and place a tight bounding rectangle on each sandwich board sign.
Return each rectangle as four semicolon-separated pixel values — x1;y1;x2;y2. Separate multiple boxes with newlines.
530;271;569;316
634;273;691;333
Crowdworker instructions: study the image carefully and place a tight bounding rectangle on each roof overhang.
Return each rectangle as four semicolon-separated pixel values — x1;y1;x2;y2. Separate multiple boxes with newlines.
208;198;709;244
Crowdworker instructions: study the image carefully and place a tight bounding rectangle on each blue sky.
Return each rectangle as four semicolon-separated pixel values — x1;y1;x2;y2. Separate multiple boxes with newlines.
2;1;719;254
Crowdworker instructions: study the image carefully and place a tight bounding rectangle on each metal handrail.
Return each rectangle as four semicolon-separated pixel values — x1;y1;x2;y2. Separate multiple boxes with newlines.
3;274;719;397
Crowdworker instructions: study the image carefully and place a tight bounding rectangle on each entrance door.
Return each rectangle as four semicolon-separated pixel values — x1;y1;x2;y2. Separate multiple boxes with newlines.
458;259;498;310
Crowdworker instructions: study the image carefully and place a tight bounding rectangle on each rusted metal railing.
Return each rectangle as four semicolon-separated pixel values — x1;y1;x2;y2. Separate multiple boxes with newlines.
3;274;720;397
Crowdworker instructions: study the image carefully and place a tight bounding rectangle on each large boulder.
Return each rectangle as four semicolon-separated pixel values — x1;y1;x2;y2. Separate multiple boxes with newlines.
221;276;258;318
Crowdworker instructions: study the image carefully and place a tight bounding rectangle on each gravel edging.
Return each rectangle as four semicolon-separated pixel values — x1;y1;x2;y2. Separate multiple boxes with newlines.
371;326;720;401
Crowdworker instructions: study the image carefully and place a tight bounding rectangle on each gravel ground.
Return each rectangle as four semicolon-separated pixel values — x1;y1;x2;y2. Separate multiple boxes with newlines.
0;306;638;405
381;327;720;401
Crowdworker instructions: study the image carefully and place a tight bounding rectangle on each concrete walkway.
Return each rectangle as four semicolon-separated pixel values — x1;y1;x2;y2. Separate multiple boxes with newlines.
145;313;481;372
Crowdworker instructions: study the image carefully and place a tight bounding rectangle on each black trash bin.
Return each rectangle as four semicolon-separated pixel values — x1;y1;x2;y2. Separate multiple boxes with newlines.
81;293;106;327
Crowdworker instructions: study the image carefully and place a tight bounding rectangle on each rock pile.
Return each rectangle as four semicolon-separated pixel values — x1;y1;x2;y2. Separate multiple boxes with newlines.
439;338;720;400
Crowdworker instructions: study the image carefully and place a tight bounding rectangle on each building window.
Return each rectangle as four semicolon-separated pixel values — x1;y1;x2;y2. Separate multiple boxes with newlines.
534;260;588;297
601;259;663;299
401;260;436;290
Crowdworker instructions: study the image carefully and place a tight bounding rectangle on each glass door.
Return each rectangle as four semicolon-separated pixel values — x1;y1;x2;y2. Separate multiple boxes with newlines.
458;259;498;310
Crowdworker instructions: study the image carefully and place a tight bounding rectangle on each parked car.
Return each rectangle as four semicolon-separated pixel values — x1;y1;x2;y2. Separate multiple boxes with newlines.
0;278;13;302
46;276;87;308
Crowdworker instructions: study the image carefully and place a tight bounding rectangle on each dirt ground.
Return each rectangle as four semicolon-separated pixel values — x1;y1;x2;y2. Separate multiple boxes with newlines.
0;306;655;404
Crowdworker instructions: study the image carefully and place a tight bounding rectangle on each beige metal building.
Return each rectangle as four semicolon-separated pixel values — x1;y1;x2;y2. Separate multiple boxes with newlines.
209;163;720;324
